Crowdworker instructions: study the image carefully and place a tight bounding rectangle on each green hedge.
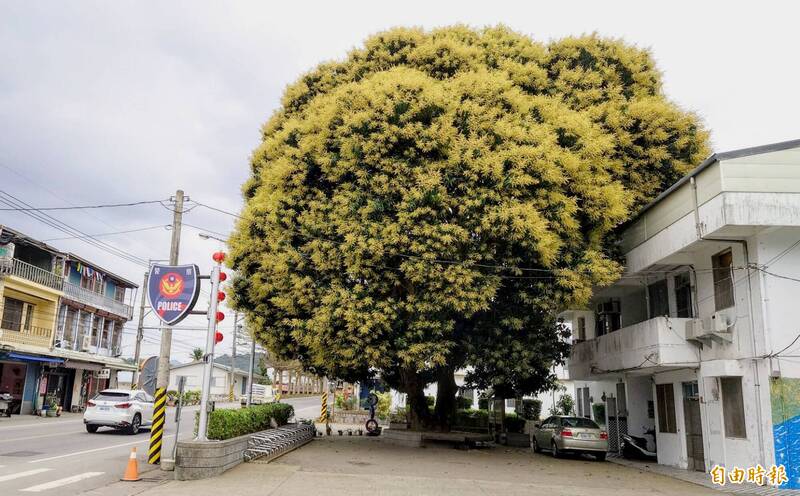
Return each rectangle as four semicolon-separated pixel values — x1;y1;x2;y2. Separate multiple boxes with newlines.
195;402;294;440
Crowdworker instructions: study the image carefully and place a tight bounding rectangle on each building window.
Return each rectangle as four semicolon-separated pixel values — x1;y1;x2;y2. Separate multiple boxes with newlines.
582;388;590;418
648;279;669;318
656;383;677;433
506;398;516;408
1;297;24;331
576;317;586;341
721;377;747;438
712;250;734;311
674;272;694;318
114;286;125;303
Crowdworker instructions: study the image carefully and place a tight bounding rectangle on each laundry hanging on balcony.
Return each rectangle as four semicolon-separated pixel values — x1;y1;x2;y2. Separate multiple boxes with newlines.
75;262;103;282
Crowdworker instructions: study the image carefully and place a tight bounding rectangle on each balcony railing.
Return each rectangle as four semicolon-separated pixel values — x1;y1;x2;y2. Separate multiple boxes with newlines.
0;258;63;290
62;282;133;319
568;316;698;380
0;324;54;348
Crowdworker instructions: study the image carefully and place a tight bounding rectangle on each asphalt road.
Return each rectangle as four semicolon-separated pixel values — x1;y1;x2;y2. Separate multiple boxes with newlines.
0;395;321;495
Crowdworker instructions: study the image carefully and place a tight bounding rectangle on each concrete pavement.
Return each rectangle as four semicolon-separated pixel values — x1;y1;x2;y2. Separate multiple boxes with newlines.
0;396;318;495
114;434;728;496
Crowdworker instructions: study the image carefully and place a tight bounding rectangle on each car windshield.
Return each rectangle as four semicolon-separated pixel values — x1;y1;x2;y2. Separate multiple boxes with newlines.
561;417;600;429
94;392;130;401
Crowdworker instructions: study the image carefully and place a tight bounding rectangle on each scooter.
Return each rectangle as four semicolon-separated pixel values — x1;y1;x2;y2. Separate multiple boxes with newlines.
0;393;12;418
621;430;657;461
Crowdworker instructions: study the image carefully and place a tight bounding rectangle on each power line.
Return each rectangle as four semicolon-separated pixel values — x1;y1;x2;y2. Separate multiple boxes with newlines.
41;225;169;242
0;199;167;211
0;191;150;267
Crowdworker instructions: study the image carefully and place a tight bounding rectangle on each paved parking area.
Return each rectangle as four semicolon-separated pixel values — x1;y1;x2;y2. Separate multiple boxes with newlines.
135;435;725;496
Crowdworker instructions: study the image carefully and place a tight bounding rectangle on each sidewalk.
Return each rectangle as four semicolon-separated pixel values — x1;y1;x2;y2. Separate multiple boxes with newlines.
115;435;721;496
0;411;85;428
609;456;800;496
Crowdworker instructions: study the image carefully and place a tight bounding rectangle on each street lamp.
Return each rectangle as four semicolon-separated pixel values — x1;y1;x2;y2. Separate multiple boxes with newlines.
198;232;227;242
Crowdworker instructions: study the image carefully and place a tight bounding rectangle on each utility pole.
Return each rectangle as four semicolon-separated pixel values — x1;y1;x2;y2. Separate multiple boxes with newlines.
246;333;256;407
229;312;239;402
131;270;149;388
148;189;184;465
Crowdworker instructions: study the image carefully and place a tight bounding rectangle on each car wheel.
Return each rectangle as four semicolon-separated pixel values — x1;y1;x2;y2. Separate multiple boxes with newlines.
551;441;560;458
595;452;606;462
86;424;98;433
127;414;141;435
531;436;540;453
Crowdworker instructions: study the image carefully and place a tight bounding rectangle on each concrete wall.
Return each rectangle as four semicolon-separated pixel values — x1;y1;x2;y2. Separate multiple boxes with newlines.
175;435;248;480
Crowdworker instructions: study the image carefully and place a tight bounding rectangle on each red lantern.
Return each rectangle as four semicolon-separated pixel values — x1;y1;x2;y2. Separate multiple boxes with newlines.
212;251;226;263
217;291;226;302
215;331;223;344
216;311;225;322
218;271;227;282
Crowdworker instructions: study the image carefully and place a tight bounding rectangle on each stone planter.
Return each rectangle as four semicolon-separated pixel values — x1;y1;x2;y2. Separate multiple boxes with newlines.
389;421;409;430
175;434;250;480
504;432;530;448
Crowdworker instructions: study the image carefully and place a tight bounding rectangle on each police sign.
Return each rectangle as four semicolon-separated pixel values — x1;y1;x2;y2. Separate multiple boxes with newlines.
147;264;201;326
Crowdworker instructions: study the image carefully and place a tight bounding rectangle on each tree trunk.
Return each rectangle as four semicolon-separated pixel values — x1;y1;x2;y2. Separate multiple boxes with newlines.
401;368;430;431
433;365;457;432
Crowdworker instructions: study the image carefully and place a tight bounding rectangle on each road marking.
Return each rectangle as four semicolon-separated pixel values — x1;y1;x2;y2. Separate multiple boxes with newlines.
0;468;52;482
0;431;78;443
28;434;175;463
21;472;104;492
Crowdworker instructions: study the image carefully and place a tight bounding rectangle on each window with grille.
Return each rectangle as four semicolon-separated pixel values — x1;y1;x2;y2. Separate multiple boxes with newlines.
721;377;747;438
656;383;677;433
712;250;734;310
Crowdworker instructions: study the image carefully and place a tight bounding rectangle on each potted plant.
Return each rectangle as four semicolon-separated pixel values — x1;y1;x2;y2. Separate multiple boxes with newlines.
46;397;58;417
388;408;409;430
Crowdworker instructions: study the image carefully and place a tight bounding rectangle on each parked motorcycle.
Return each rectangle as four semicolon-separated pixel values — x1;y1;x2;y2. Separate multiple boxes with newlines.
0;393;12;418
621;430;657;461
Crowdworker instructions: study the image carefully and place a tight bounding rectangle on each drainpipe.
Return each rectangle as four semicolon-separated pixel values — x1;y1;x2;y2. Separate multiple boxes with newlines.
690;177;766;468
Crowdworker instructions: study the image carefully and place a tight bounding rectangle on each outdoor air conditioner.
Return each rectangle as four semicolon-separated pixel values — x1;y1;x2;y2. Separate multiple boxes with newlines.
702;311;731;333
81;335;92;351
685;319;702;340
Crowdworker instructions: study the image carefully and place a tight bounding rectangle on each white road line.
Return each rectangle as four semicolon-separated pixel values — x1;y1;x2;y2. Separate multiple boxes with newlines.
28;434;175;463
21;472;104;492
0;431;78;443
0;468;52;482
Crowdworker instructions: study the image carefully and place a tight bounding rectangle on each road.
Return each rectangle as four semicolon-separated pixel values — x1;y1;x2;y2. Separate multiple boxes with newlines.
0;396;321;495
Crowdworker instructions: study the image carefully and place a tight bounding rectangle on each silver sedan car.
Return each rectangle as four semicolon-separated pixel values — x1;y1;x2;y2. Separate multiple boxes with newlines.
531;415;608;460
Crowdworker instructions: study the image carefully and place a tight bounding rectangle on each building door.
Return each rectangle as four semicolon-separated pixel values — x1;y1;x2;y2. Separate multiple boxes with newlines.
683;381;705;472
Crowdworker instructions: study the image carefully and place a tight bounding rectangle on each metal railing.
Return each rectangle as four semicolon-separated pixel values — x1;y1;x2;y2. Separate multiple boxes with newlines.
0;325;54;348
0;258;63;290
62;281;133;318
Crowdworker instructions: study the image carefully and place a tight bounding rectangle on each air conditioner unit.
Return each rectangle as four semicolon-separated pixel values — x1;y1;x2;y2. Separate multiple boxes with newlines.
685;319;702;340
81;335;92;351
702;311;731;333
596;301;621;314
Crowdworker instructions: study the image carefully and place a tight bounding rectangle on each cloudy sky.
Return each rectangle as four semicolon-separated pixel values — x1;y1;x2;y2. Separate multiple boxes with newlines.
1;1;798;361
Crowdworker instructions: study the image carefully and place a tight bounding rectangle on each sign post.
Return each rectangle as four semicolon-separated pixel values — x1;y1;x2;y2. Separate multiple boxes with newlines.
146;263;200;465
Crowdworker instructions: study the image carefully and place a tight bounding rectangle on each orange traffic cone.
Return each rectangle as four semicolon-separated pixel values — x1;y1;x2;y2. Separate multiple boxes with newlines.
121;447;141;482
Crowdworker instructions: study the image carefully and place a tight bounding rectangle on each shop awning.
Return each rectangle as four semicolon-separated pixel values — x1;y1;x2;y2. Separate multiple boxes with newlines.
63;360;103;371
2;352;64;364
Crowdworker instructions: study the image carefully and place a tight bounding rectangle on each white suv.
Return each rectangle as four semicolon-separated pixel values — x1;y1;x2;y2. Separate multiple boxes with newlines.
83;389;154;434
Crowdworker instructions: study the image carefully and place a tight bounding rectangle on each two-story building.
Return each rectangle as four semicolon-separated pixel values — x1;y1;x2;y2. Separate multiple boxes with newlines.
0;226;137;415
561;138;800;488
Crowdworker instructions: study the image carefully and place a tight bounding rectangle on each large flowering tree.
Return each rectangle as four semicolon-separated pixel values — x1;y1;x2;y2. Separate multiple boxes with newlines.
229;26;708;429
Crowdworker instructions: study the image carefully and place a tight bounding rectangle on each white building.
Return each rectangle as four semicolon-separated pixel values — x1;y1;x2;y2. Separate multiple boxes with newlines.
561;138;800;488
168;361;262;400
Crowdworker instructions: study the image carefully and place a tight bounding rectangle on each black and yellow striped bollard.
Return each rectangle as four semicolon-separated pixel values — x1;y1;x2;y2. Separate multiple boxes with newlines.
148;387;167;464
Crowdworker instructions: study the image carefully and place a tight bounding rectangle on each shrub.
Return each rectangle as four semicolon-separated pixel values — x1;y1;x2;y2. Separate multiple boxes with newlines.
455;396;473;410
503;413;526;433
592;403;606;425
197;402;295;440
520;399;542;420
335;393;357;411
181;390;201;405
425;395;435;409
478;397;489;410
375;391;392;420
454;409;489;430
